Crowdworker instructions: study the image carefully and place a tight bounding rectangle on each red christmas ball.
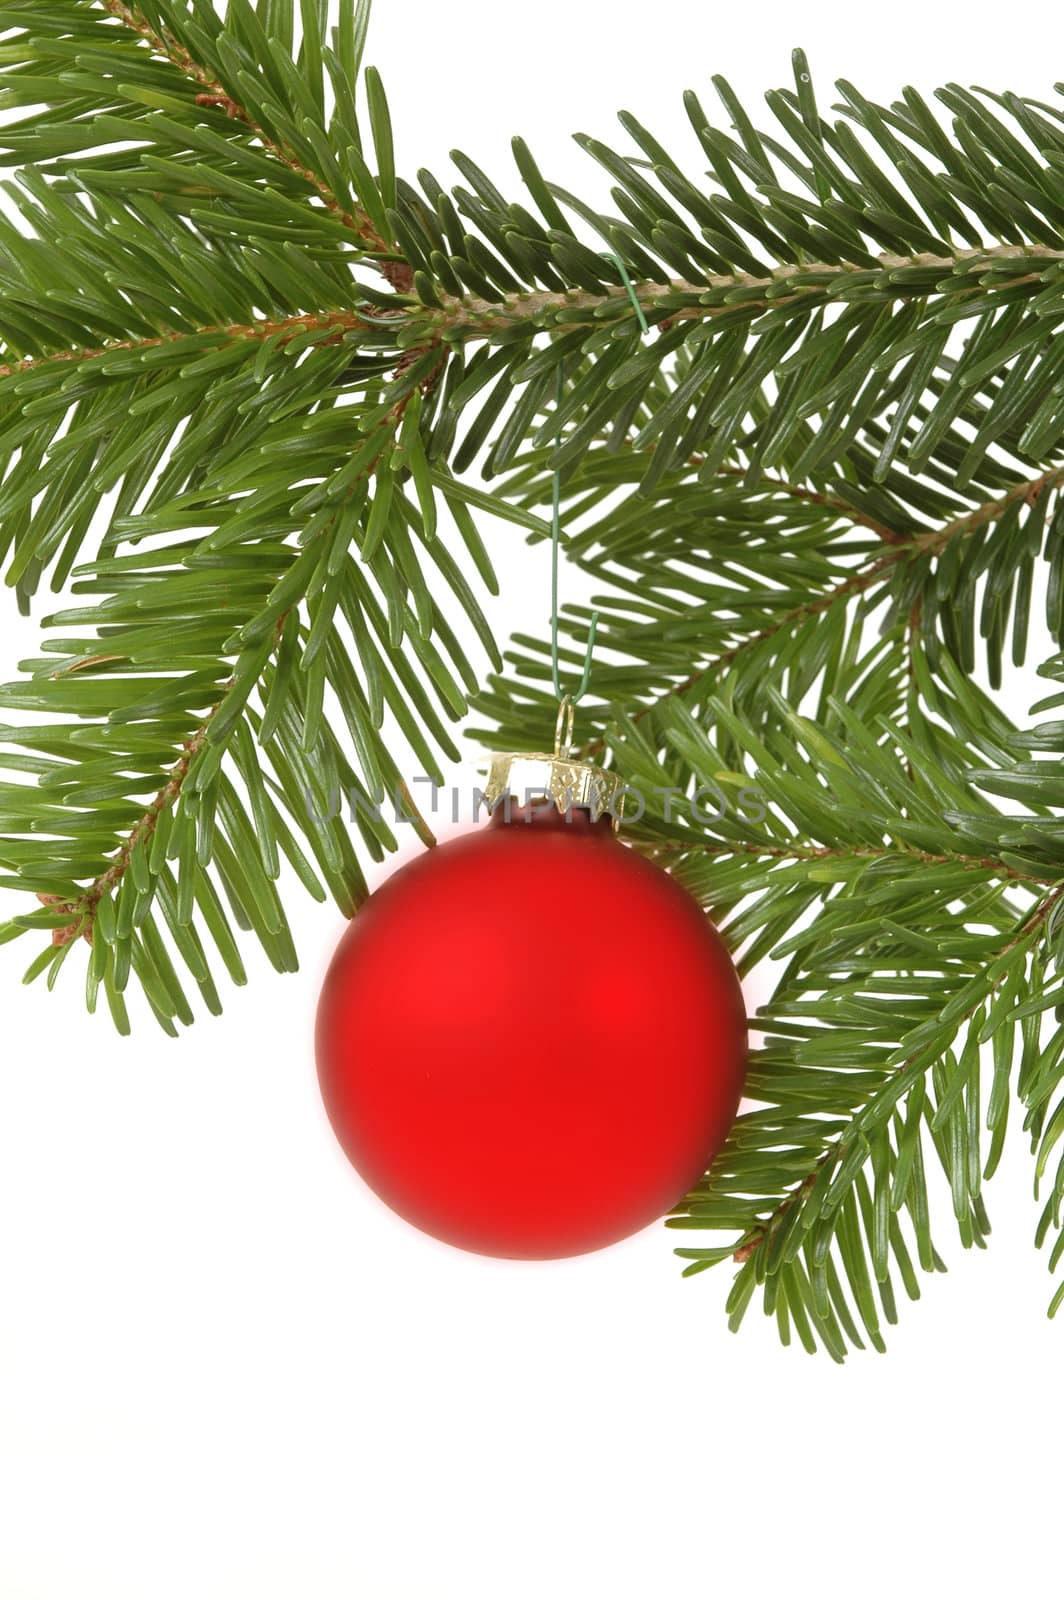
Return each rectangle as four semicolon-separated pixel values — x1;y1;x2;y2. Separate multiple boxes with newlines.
316;803;746;1259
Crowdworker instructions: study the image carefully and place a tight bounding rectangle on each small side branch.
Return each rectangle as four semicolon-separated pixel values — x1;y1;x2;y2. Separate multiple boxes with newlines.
102;1;412;289
0;310;366;383
729;881;1064;1264
708;466;907;546
42;709;221;946
612;465;1064;736
434;245;1064;338
640;837;1061;888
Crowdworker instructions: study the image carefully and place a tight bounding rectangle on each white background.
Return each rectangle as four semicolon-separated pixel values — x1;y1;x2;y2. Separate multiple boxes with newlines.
1;3;1061;1596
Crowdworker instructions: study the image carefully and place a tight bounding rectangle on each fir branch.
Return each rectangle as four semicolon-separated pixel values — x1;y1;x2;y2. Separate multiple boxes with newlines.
0;310;366;382
731;881;1064;1266
431;246;1064;337
708;466;906;545
101;0;412;286
574;464;1064;749
641;837;1060;888
631;555;898;718
40;696;224;947
911;462;1064;555
103;2;243;105
5;2;1064;1349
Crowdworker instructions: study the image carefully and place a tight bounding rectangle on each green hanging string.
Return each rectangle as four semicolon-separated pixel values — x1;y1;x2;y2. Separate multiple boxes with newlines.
361;252;649;712
550;252;649;704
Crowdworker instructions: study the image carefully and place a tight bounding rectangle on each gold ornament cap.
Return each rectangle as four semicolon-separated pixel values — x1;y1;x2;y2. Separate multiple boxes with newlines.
482;696;625;827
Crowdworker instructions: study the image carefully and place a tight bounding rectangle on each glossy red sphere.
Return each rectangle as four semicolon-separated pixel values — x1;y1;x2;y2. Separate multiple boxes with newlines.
316;807;747;1258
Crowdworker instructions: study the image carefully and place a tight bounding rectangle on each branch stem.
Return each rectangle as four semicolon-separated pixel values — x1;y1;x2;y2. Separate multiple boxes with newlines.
727;881;1064;1263
44;708;220;946
0;310;366;383
433;244;1064;337
102;0;412;287
607;464;1064;737
641;837;1060;888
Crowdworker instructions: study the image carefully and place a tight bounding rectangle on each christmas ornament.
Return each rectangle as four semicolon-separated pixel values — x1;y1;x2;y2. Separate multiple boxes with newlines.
316;704;747;1259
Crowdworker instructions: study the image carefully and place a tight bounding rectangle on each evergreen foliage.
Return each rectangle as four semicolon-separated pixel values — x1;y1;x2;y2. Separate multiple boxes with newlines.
2;0;1064;1352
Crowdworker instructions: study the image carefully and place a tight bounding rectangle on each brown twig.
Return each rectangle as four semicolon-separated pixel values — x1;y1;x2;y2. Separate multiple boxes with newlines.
435;244;1064;338
911;464;1064;554
579;464;1064;750
612;549;902;740
638;836;1060;888
700;464;907;546
0;310;366;383
103;1;413;291
41;709;221;945
729;881;1064;1264
41;324;455;942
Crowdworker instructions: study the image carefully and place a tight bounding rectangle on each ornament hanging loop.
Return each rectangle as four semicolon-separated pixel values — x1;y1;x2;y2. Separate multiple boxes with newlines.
549;251;647;726
550;362;599;710
554;693;576;760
